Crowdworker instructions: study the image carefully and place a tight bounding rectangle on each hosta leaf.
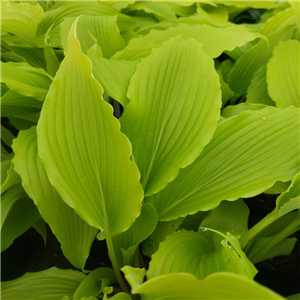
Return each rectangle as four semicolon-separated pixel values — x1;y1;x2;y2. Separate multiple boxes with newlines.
0;62;52;100
264;181;290;194
112;203;158;267
212;1;284;9
0;1;44;40
113;24;263;60
222;103;267;118
1;184;26;230
267;40;300;108
1;126;15;150
73;268;116;299
1;89;43;117
37;19;143;236
147;230;256;280
12;127;98;269
246;64;275;106
37;1;137;36
104;293;132;300
228;23;295;94
148;107;300;221
61;15;125;58
89;57;137;107
120;36;221;196
1;188;41;252
1;267;86;300
200;199;249;236
1;159;20;194
122;268;284;299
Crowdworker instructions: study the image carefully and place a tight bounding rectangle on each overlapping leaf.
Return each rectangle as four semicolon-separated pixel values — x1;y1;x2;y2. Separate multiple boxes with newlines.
1;1;44;40
267;40;300;108
37;18;143;237
120;36;221;196
148;107;300;221
122;267;284;299
113;24;263;60
2;267;86;300
147;229;256;280
12;127;98;269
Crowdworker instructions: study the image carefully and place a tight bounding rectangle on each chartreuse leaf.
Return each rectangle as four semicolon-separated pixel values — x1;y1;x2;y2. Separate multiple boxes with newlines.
1;125;15;148
246;211;299;264
12;127;98;269
200;199;249;236
267;40;300;108
142;218;184;258
104;293;131;300
148;107;300;221
1;267;86;300
60;15;125;58
1;185;41;252
147;229;256;280
37;18;143;237
73;268;116;299
180;211;209;232
37;1;137;37
228;23;295;94
222;103;267;118
212;1;284;9
114;24;263;60
1;89;43;118
121;36;221;196
264;181;290;194
31;218;47;246
0;62;52;100
1;159;20;194
122;267;284;299
44;27;60;77
0;1;44;40
88;58;137;107
246;64;275;106
112;203;158;267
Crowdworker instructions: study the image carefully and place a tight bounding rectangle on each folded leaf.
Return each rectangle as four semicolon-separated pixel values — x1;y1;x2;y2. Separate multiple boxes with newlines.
1;159;20;194
147;229;256;280
267;40;300;108
121;36;221;196
2;267;86;300
37;18;143;236
12;127;98;269
148;106;300;221
113;24;263;60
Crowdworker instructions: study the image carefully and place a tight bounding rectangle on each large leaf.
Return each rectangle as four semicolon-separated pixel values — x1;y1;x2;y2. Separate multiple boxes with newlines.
37;18;143;236
2;267;86;300
12;127;98;269
122;267;284;300
147;107;300;221
1;159;21;194
120;36;221;196
113;24;263;60
147;230;256;280
0;62;52;100
0;1;44;40
267;40;300;108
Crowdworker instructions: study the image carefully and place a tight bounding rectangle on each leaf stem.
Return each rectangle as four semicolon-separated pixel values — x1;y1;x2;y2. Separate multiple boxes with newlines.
106;235;129;293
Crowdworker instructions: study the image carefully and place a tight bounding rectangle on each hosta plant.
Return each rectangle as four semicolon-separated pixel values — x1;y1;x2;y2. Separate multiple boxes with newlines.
1;1;300;299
